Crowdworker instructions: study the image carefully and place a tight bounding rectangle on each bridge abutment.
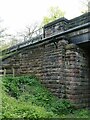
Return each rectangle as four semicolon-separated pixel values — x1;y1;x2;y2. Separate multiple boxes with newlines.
65;44;89;108
2;12;90;108
2;38;90;108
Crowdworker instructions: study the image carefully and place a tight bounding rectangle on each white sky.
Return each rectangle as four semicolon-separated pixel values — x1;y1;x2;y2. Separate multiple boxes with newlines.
0;0;86;35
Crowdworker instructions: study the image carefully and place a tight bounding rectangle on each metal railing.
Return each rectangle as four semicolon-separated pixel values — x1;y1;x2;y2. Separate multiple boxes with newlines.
2;21;90;57
1;27;44;55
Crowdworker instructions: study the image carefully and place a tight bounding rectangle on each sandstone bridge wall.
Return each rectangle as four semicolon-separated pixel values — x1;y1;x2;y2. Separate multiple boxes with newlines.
2;38;90;108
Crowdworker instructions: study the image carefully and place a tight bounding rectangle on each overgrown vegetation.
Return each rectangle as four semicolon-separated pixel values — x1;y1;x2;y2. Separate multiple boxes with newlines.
1;76;90;119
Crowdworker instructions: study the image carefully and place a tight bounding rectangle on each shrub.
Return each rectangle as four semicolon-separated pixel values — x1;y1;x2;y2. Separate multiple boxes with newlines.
2;76;77;119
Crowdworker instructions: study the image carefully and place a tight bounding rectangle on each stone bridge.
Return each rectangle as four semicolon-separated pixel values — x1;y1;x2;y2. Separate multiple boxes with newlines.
1;12;90;108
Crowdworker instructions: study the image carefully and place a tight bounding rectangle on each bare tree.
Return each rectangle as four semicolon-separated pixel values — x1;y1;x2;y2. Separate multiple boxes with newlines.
0;18;17;50
18;23;38;42
0;19;7;50
81;0;90;13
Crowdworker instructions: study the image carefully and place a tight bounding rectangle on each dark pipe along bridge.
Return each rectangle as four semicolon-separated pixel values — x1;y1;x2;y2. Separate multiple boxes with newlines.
1;12;90;108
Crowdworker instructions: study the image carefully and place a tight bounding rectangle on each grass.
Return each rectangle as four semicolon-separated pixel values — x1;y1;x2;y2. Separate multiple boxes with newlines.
1;76;90;119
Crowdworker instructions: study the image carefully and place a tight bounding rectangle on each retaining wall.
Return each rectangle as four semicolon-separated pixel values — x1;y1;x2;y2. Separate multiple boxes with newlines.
2;39;90;108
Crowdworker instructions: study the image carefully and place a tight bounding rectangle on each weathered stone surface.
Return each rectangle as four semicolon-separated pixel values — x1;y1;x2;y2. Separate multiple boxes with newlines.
2;39;90;108
1;12;90;108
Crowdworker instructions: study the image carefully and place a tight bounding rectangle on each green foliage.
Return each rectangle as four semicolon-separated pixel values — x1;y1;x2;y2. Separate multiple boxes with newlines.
73;109;90;118
1;76;90;119
41;6;65;25
2;92;55;119
62;109;90;118
0;44;10;51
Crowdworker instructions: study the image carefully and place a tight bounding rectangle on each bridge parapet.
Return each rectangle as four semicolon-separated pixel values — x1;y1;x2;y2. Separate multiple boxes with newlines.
68;12;90;29
1;12;90;58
